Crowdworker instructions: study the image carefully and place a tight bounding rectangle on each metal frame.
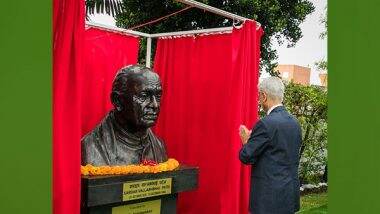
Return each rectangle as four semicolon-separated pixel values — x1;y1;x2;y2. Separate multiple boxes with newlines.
86;0;260;67
149;26;233;38
86;21;150;38
177;0;249;22
146;37;152;68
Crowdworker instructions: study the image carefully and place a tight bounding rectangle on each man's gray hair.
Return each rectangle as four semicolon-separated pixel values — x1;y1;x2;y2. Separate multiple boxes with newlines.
259;77;285;102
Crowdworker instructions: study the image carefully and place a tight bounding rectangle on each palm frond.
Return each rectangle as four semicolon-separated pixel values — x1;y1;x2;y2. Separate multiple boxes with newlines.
86;0;123;17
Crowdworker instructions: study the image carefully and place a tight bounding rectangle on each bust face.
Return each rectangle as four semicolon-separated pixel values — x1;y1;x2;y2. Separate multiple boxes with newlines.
112;66;163;131
129;71;162;128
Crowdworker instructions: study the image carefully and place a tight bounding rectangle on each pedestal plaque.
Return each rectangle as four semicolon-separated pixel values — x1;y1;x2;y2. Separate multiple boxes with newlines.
81;166;198;214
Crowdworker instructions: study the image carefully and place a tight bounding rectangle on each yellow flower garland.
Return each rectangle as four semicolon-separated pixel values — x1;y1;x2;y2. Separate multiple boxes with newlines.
81;158;179;176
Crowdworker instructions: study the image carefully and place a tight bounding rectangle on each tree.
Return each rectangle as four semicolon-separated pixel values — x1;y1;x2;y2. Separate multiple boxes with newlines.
315;6;327;72
315;59;327;71
283;82;327;158
283;82;327;184
319;6;327;40
86;0;315;75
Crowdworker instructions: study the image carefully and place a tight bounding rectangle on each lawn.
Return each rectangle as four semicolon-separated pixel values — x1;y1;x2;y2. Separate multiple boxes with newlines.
297;192;328;214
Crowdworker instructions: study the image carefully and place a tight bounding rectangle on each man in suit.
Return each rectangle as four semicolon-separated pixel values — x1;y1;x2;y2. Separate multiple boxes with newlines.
239;77;302;214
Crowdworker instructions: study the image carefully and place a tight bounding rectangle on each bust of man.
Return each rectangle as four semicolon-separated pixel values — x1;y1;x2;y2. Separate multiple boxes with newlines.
81;65;168;166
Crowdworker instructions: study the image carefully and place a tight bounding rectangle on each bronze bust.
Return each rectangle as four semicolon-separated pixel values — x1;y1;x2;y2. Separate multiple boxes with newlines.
81;65;168;166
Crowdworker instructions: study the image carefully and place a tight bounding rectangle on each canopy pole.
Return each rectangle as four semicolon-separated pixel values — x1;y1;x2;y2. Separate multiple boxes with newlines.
146;37;152;68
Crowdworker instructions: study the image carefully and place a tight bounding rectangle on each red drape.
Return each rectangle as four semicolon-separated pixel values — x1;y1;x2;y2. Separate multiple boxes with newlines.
221;21;264;214
53;0;84;213
82;28;139;135
54;7;139;214
153;21;263;214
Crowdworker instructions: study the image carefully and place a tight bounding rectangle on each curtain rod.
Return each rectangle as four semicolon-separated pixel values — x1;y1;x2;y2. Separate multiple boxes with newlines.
85;21;151;38
175;0;261;28
87;0;261;38
149;26;233;38
86;21;242;38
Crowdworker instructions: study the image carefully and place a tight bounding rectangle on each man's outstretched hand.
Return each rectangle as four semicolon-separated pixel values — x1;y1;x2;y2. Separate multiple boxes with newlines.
239;125;252;145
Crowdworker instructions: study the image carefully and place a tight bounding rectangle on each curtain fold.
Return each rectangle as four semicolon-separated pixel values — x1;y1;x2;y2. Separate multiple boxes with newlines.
82;28;140;135
153;20;263;214
221;21;264;214
53;0;84;213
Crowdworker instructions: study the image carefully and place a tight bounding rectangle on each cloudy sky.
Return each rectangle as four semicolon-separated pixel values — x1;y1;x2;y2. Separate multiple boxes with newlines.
89;0;327;85
270;0;327;85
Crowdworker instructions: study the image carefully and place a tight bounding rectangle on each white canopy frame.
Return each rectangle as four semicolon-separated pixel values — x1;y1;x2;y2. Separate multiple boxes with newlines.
85;0;261;68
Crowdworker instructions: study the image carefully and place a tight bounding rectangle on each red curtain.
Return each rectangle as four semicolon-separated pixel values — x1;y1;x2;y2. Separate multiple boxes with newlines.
54;8;139;214
82;28;139;135
153;21;263;214
221;21;264;214
53;0;84;213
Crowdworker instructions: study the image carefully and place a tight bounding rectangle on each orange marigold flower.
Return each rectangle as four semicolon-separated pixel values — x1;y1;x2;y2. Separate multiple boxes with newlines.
81;158;180;176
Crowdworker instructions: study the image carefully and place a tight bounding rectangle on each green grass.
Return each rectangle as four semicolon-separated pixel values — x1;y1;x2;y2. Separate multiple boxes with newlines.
297;192;328;214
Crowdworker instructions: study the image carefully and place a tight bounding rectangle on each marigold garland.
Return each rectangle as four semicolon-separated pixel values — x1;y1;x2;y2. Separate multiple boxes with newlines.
81;158;179;176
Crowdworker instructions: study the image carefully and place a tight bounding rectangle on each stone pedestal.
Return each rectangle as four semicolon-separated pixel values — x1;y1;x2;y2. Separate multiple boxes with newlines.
81;166;198;214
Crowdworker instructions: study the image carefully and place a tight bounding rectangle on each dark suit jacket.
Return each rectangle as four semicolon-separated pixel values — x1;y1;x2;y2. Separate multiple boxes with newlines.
239;106;302;214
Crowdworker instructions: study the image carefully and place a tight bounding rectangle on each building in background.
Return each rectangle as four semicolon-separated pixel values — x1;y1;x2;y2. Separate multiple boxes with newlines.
319;71;328;87
276;64;311;86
